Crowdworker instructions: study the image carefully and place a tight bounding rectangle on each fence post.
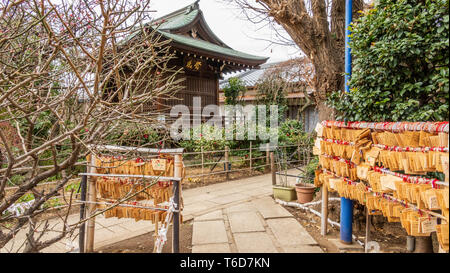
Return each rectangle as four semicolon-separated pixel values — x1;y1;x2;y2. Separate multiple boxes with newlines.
225;146;230;180
172;154;182;253
201;145;204;183
266;146;270;172
270;152;276;185
321;187;328;236
307;143;311;165
78;174;87;253
365;206;371;253
85;154;97;253
154;212;159;239
249;141;252;172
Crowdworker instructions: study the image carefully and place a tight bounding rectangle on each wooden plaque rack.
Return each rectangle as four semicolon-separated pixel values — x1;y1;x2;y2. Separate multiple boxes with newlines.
78;145;184;253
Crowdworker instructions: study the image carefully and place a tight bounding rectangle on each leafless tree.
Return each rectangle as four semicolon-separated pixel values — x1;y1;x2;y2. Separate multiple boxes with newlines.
223;0;364;120
0;0;182;252
258;57;314;112
262;57;314;89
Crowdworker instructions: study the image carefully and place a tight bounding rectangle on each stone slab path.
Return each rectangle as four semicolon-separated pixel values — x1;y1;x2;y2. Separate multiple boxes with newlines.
191;196;322;253
1;169;321;253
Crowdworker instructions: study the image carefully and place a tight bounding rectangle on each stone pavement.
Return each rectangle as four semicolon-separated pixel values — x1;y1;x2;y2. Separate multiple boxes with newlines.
1;169;321;253
191;196;322;253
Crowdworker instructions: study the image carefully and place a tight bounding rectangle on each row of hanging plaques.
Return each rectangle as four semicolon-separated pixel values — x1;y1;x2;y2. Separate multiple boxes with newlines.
316;170;449;251
94;155;174;176
319;140;447;173
314;122;449;251
319;126;448;148
90;154;181;223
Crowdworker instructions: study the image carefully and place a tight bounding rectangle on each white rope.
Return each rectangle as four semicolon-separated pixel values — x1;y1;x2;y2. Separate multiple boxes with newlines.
300;198;341;207
154;197;176;253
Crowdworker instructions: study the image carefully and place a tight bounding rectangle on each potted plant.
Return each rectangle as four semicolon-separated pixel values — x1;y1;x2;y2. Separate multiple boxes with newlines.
294;157;318;203
273;167;297;202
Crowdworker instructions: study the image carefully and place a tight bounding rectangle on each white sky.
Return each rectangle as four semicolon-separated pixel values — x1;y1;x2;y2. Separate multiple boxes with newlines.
149;0;302;63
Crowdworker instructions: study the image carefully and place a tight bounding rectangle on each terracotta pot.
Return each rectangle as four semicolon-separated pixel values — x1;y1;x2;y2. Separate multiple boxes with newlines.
295;183;316;204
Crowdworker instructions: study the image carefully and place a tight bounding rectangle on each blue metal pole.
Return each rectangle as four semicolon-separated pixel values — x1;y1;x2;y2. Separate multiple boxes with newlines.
341;0;354;244
340;197;353;243
344;0;352;93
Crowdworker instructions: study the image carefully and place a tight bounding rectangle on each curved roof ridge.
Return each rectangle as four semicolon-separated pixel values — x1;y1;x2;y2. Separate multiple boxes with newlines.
151;0;200;26
196;9;230;48
157;30;268;61
151;1;230;49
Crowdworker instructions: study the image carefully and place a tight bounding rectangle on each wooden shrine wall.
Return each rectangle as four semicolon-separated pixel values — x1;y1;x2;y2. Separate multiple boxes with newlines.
142;56;220;114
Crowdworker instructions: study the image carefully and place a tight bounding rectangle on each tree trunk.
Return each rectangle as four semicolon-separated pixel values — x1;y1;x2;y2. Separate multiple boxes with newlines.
413;236;434;253
314;69;343;121
317;100;335;121
252;0;364;121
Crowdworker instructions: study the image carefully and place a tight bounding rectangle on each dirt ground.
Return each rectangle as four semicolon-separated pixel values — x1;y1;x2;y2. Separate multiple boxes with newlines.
96;220;194;253
283;205;408;253
96;200;407;254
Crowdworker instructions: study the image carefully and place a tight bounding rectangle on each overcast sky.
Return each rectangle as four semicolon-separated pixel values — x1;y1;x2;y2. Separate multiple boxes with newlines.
149;0;302;64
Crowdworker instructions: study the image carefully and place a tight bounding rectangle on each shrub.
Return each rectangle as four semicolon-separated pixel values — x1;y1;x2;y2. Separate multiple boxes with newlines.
278;119;314;145
105;122;161;147
222;77;247;105
327;0;449;121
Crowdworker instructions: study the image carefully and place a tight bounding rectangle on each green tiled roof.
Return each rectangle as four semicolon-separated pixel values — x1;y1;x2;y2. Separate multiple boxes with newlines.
121;1;268;64
157;9;199;30
157;30;267;61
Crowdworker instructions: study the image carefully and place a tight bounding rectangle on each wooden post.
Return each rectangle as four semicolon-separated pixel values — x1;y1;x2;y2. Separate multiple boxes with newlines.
270;152;276;186
201;145;204;183
78;175;87;253
307;147;311;166
174;154;182;203
266;146;270;172
172;180;180;253
414;236;434;253
320;187;328;236
172;154;182;253
85;154;97;252
154;212;159;238
225;146;229;180
365;206;371;253
249;141;252;172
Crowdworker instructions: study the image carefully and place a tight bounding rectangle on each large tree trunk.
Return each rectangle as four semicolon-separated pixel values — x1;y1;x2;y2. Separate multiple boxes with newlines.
317;100;334;122
313;63;344;121
257;0;363;121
